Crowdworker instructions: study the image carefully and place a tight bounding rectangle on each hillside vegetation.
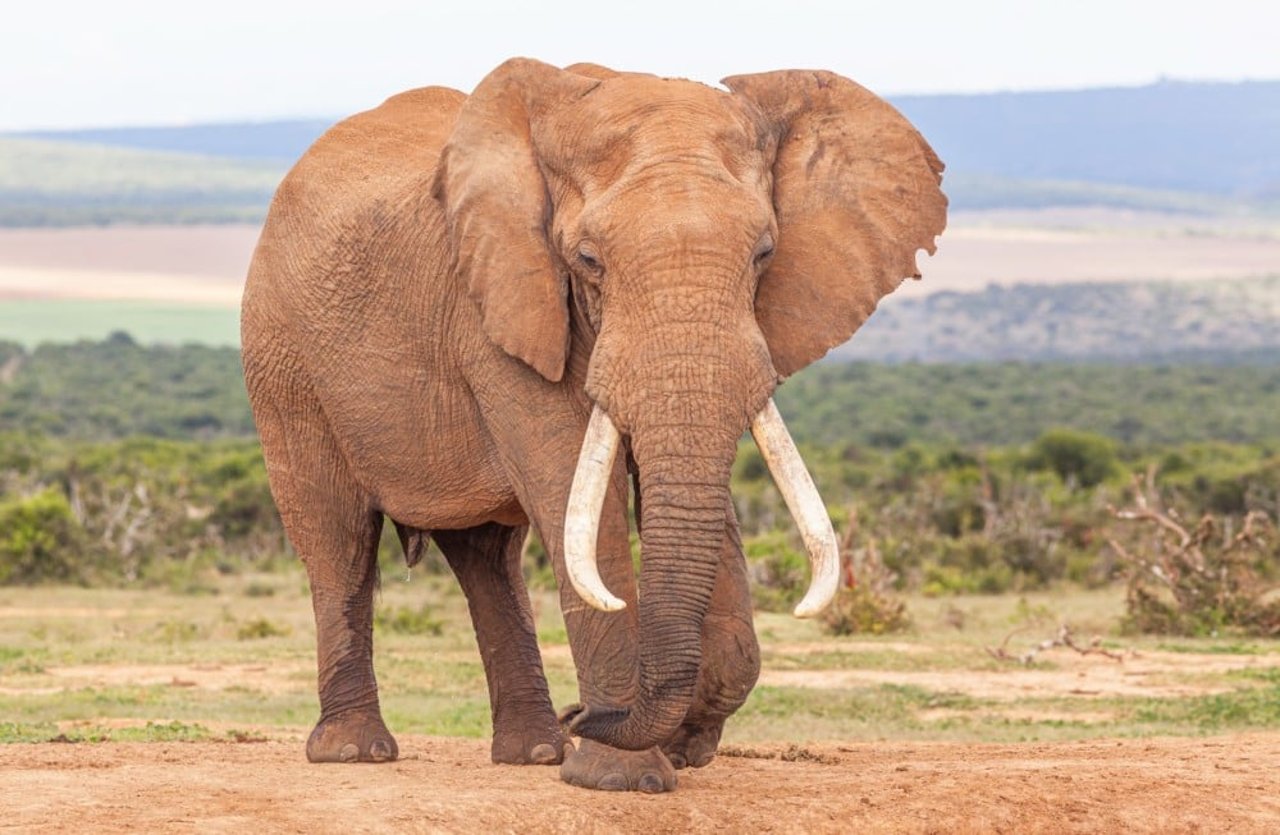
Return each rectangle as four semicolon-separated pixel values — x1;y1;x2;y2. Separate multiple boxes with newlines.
0;138;285;226
0;335;253;439
842;277;1280;364
2;336;1278;448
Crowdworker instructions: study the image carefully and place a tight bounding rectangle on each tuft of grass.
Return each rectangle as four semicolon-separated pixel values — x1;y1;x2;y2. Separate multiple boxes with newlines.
374;603;443;636
151;620;203;643
235;618;291;640
0;720;212;744
1157;642;1273;656
0;722;63;743
1129;683;1280;730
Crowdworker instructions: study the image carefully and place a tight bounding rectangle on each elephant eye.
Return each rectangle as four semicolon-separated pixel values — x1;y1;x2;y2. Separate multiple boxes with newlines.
578;247;604;275
753;238;775;266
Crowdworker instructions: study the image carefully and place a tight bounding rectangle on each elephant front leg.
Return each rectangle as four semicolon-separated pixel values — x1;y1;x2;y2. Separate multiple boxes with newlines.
434;523;567;765
552;470;678;793
661;501;760;770
557;590;680;794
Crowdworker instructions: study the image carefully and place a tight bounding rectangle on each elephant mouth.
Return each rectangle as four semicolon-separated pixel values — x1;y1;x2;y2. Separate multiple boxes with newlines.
563;398;839;619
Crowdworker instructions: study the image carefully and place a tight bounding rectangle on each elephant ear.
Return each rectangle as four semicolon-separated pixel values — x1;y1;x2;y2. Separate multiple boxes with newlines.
432;58;597;382
723;70;947;378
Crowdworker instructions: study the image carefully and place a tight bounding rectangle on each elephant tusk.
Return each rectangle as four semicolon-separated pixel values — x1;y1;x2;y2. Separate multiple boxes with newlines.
564;405;627;613
750;398;840;618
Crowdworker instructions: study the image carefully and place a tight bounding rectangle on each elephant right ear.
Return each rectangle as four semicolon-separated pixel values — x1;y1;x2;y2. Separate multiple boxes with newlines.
432;58;597;382
723;70;947;378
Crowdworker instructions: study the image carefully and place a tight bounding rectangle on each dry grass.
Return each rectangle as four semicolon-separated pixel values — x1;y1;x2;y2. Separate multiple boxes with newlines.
2;576;1277;747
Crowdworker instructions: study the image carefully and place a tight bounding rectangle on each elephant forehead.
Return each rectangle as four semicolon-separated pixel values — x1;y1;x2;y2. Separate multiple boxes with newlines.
539;76;765;173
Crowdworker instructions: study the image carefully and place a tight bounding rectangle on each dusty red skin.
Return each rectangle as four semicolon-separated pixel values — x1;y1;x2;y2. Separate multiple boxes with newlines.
240;58;946;792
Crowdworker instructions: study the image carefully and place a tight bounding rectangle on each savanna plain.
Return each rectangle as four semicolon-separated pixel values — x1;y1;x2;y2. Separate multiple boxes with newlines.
3;143;1280;828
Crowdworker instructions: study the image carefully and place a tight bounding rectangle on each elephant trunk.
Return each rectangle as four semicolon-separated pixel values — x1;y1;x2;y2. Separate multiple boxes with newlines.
562;286;837;750
566;415;738;751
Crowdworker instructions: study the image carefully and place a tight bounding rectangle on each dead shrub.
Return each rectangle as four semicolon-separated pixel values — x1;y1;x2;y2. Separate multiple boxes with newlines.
1108;472;1280;637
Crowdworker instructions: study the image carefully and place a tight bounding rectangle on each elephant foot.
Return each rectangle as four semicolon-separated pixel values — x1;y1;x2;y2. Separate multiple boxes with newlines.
560;739;677;793
491;717;571;765
662;720;724;770
306;710;398;763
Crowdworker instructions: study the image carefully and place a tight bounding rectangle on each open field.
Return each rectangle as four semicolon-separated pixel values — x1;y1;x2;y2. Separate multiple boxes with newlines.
2;208;1280;346
0;300;239;346
2;578;1279;829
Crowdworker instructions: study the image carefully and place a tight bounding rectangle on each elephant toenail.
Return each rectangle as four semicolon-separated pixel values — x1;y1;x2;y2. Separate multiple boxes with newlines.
597;773;628;791
339;743;359;763
530;743;557;764
667;752;688;770
369;740;392;761
638;774;666;794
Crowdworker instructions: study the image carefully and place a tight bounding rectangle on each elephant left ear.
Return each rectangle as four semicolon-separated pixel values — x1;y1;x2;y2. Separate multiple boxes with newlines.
723;70;947;378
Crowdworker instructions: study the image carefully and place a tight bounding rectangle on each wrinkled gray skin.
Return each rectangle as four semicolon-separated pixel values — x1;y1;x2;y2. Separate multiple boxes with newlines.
240;58;945;792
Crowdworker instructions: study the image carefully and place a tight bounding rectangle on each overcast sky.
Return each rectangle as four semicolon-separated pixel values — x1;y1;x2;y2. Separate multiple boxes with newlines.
2;0;1277;130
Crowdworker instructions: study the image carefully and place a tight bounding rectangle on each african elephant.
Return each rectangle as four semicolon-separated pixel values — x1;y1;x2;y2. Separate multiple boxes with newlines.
241;58;945;793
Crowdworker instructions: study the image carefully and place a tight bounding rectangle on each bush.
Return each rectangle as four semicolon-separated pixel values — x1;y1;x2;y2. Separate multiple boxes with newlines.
744;531;809;612
374;603;444;636
236;618;291;640
1027;429;1119;488
1111;482;1280;637
0;487;89;584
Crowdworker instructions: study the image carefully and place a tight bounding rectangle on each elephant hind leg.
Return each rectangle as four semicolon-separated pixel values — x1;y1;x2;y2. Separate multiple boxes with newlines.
434;523;567;765
249;358;397;764
300;504;396;764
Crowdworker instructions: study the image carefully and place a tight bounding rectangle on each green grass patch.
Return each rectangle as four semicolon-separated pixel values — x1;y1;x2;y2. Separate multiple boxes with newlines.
0;720;213;744
374;603;444;637
0;300;240;349
3;583;1279;749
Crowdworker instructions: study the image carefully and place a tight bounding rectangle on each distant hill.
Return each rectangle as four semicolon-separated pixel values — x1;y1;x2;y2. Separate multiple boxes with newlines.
3;79;1277;225
15;79;1280;194
15;119;335;163
839;276;1280;364
892;80;1280;200
0;138;283;226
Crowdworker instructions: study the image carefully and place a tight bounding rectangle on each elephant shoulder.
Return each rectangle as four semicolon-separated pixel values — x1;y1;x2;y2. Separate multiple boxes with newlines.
264;86;465;247
288;85;466;183
252;86;466;315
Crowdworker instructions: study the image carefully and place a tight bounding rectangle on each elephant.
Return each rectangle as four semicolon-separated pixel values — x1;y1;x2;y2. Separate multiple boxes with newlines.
240;57;945;793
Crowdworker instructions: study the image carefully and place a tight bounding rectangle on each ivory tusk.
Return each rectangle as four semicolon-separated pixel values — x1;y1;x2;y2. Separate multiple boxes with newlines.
563;405;627;612
750;398;840;618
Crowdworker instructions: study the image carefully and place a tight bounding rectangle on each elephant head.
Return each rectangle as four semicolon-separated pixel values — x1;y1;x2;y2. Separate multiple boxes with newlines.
432;58;946;751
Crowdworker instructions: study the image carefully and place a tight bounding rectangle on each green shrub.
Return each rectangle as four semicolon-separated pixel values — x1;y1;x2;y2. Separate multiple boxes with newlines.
236;617;291;640
0;487;89;584
744;531;809;612
374;603;444;636
822;540;911;636
1027;429;1119;488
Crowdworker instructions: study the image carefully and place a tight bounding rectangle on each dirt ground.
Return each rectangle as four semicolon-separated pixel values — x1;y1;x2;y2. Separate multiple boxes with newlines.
3;734;1278;833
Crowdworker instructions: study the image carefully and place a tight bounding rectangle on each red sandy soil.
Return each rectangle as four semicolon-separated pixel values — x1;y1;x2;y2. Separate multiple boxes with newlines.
3;734;1278;833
